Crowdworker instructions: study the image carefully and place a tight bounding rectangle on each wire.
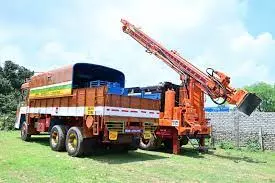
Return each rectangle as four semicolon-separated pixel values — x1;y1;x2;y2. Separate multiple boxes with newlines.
206;68;214;77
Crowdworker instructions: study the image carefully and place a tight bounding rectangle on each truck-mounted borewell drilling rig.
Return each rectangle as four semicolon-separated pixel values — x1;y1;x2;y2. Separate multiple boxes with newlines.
121;19;262;154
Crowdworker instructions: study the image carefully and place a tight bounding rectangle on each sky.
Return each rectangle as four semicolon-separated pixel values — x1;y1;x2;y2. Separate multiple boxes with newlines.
0;0;274;91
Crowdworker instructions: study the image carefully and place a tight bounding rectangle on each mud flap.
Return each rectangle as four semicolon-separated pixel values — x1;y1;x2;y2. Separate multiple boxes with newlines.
237;93;262;116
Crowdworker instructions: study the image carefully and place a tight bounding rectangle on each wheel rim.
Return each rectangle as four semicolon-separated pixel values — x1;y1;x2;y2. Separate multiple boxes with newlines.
141;137;150;145
51;131;59;146
68;133;77;152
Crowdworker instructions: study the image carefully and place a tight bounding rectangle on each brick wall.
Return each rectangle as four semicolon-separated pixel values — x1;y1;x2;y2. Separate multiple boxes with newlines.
207;112;275;150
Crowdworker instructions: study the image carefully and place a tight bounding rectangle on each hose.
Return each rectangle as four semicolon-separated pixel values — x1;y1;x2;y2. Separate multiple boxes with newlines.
206;68;228;105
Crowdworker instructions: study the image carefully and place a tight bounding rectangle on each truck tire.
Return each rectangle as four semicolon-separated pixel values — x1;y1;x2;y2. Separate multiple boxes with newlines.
50;125;66;151
124;136;140;152
139;135;161;150
65;127;84;157
21;122;31;141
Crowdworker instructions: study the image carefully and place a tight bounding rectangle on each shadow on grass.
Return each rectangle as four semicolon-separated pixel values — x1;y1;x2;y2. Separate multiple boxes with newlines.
179;147;207;158
208;153;267;164
151;146;206;159
17;135;168;164
17;135;50;147
87;150;168;164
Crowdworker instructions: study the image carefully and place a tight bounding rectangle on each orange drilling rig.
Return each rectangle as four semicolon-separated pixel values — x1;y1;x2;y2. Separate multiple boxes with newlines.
121;19;262;154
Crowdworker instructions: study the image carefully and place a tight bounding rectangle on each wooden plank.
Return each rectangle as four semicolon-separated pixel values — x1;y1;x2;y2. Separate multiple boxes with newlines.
53;98;60;107
112;95;121;107
120;96;130;108
77;89;86;106
129;97;141;109
60;97;68;107
46;98;53;107
70;90;77;107
96;87;106;106
35;99;41;107
40;99;46;107
86;88;96;106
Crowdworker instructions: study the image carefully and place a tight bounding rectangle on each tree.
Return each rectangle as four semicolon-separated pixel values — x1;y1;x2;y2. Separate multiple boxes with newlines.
2;61;33;90
0;75;13;95
244;82;275;112
0;60;33;130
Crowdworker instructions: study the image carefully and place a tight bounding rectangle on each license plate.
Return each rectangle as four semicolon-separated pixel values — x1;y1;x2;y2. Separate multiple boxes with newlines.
109;131;118;140
143;131;152;139
125;129;142;133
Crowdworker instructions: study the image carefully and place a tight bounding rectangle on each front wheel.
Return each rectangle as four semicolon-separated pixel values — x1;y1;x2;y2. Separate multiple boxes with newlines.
21;122;31;141
65;127;84;157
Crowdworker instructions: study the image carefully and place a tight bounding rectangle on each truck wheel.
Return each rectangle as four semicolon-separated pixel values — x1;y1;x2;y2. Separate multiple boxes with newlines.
50;125;66;151
65;127;84;157
21;122;31;141
127;136;140;151
139;135;161;150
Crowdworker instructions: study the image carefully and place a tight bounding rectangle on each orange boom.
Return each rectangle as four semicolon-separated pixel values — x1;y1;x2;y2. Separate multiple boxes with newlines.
121;19;261;154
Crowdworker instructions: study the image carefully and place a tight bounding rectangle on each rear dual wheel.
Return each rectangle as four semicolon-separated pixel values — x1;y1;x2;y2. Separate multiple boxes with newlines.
50;126;84;157
65;127;84;157
50;125;66;151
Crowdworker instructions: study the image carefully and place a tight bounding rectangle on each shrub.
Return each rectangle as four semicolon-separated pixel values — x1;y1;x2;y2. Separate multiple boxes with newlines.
0;112;16;131
245;139;261;152
219;140;235;150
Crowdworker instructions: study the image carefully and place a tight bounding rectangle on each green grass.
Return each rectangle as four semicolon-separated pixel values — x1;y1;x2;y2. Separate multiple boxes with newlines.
0;131;274;183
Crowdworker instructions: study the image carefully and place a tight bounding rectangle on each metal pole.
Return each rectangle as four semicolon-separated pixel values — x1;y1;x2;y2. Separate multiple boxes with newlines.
233;111;240;148
258;127;264;151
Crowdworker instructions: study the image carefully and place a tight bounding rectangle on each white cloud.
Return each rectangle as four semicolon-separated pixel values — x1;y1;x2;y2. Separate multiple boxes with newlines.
38;42;84;62
58;0;274;87
34;42;91;70
0;45;25;66
0;0;274;89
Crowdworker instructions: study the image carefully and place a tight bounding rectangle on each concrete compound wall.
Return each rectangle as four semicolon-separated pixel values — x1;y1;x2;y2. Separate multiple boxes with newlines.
206;112;275;150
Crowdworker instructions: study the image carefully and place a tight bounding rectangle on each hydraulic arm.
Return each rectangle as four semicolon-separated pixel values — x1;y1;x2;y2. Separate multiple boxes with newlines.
121;19;261;116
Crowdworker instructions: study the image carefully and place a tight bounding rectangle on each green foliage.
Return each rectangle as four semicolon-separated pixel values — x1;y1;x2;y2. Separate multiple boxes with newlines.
2;61;33;90
0;60;33;130
219;140;235;150
0;93;20;114
245;139;261;152
219;139;262;152
0;112;16;130
0;76;13;94
244;82;275;112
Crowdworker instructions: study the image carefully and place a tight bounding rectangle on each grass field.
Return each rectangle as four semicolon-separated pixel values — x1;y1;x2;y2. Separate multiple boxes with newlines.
0;131;274;183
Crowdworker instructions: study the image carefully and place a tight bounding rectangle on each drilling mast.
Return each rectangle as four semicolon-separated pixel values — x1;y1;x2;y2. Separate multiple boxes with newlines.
121;19;261;154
